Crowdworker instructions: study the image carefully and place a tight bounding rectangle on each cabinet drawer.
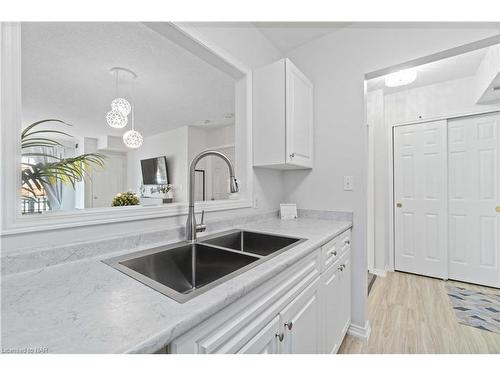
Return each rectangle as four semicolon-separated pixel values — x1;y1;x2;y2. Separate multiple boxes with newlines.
321;229;351;270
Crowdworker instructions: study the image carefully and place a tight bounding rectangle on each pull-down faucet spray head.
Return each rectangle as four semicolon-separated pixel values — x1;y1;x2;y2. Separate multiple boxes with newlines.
186;150;238;243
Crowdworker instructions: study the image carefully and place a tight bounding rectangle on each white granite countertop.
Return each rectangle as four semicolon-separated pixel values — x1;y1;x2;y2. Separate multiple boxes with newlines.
1;217;351;353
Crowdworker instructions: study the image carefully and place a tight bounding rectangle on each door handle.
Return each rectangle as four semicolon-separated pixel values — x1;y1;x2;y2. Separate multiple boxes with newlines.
496;206;500;213
275;332;284;342
284;321;293;330
396;202;402;208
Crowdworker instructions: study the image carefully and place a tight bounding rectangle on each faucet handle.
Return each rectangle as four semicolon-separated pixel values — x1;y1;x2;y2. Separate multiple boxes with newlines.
196;210;207;233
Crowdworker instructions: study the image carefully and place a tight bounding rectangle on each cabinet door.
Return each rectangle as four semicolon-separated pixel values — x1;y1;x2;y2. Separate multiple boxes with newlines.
322;264;343;354
340;253;351;335
238;316;281;354
253;59;287;167
280;277;320;354
285;59;314;169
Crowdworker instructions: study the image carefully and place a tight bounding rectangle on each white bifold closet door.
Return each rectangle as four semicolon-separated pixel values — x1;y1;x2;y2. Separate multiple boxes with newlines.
448;112;500;287
394;120;448;279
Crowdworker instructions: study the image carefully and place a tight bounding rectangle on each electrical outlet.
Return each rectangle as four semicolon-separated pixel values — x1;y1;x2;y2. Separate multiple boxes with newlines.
344;176;353;191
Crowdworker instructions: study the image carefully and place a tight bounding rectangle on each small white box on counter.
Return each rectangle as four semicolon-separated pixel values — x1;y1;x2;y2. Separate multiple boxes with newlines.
280;203;298;220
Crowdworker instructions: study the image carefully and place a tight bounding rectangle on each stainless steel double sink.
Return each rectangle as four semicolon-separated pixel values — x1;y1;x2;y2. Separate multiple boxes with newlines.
103;230;305;303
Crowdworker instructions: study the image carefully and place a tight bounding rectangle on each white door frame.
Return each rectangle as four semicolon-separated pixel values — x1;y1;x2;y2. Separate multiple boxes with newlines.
387;109;500;271
366;120;375;273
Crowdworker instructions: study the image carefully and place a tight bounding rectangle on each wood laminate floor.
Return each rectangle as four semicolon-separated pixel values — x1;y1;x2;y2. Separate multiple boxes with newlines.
339;271;500;354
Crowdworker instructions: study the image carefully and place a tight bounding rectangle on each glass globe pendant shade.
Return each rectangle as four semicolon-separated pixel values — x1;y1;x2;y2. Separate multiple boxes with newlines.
123;129;143;149
111;97;131;116
106;109;128;129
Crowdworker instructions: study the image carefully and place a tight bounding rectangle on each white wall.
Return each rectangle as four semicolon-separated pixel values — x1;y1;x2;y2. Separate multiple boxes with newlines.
127;126;188;203
475;44;500;104
285;24;500;328
179;22;283;70
187;125;235;201
384;76;500;125
187;125;235;160
366;89;385;272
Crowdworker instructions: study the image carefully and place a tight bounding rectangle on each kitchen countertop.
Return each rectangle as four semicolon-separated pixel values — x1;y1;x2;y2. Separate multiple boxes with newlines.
1;217;352;353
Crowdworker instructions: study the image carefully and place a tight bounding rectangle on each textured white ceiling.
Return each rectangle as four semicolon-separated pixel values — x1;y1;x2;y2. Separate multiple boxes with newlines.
253;22;350;54
367;47;489;93
21;22;235;139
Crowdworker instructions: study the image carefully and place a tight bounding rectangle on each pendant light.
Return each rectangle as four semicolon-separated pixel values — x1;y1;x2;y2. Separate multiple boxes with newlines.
111;98;131;116
123;79;143;149
123;108;143;149
106;68;134;128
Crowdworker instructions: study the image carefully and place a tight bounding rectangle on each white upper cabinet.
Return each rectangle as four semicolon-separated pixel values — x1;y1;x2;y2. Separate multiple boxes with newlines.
253;58;314;169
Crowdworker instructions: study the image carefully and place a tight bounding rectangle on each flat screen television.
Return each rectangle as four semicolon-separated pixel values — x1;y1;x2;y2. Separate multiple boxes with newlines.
141;156;169;185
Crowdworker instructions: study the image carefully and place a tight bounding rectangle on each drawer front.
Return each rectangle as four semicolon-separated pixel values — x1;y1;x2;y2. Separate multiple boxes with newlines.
322;229;351;270
338;230;351;254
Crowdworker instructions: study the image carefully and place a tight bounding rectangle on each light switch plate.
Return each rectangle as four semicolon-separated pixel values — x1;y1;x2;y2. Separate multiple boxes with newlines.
344;176;353;191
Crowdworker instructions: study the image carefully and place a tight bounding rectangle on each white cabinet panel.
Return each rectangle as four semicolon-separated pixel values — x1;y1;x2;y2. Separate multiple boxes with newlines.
322;262;343;353
285;59;314;168
253;58;313;169
280;277;321;354
448;112;500;287
394;120;448;279
322;250;351;354
253;59;286;166
238;316;281;354
339;253;351;335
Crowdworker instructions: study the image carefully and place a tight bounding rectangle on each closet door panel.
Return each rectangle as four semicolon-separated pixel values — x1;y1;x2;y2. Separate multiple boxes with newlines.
394;120;448;278
448;112;500;287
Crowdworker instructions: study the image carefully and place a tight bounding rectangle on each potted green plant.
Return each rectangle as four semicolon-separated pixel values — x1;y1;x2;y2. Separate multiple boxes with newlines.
21;119;105;211
111;191;140;207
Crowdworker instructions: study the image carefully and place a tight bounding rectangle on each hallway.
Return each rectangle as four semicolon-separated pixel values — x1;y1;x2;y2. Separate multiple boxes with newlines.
339;271;500;354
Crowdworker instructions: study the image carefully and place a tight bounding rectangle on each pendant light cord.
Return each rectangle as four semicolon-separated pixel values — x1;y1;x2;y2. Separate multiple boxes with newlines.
131;78;135;131
115;69;119;98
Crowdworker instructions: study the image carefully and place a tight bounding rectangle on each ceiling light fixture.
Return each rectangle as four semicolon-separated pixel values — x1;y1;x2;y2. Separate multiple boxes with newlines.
123;78;143;149
111;97;131;116
385;68;417;87
106;67;136;128
106;109;127;129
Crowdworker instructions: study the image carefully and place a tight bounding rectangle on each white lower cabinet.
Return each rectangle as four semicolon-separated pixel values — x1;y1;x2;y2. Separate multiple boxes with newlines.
321;250;351;354
170;229;351;354
322;260;343;353
238;316;281;354
280;277;321;354
239;278;321;354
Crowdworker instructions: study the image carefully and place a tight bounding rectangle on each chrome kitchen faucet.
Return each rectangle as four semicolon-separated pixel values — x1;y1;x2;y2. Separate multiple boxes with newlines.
186;150;238;243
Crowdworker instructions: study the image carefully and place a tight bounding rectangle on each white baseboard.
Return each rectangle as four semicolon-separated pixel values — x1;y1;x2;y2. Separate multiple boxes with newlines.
347;320;371;341
371;268;387;277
